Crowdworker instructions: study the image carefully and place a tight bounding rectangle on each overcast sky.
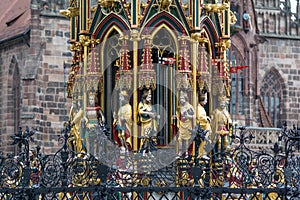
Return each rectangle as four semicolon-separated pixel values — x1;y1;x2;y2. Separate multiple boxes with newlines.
291;0;297;13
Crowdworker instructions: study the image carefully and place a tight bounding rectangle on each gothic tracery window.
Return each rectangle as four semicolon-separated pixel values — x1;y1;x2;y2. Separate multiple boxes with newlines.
10;56;21;154
150;28;177;145
261;68;282;127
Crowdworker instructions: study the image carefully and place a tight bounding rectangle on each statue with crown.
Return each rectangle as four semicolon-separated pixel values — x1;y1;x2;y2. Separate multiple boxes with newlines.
211;94;233;157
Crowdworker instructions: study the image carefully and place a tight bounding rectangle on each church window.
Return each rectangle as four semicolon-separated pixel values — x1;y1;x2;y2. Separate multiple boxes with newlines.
229;52;244;115
10;57;21;154
261;69;282;127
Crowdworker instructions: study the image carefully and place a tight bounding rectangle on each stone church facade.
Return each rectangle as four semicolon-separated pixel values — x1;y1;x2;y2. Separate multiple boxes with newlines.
230;0;300;128
0;0;299;154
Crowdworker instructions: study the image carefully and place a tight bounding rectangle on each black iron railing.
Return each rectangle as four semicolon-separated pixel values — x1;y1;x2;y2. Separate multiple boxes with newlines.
0;123;299;199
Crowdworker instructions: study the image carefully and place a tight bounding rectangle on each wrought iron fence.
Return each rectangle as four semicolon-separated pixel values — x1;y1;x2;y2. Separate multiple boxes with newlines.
0;124;300;200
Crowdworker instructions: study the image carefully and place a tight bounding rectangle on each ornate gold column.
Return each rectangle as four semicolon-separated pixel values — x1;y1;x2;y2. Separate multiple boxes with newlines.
78;35;99;108
203;1;231;98
81;35;89;111
79;0;90;34
176;34;192;90
130;30;140;151
192;33;209;91
215;37;231;97
190;37;198;127
78;33;99;153
222;0;231;39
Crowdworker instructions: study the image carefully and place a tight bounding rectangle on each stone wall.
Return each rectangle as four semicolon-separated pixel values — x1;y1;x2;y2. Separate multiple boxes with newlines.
0;2;72;154
257;38;300;126
0;38;29;153
229;0;261;127
36;13;71;154
228;0;300;128
254;0;300;127
26;10;72;154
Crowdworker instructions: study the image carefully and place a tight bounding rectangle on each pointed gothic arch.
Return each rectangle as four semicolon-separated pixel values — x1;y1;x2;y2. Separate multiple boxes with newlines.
94;14;130;42
261;67;285;127
100;26;126;131
200;16;221;58
148;25;178;145
8;56;21;153
141;11;189;35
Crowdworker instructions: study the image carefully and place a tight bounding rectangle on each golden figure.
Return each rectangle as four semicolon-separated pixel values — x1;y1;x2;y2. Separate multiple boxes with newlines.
196;92;211;158
159;0;172;10
69;100;86;154
211;95;232;155
229;10;237;25
138;89;160;151
113;90;132;150
176;90;195;156
85;93;105;155
204;3;229;13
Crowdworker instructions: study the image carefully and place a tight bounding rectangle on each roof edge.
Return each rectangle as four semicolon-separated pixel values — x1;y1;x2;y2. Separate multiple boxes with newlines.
0;26;30;45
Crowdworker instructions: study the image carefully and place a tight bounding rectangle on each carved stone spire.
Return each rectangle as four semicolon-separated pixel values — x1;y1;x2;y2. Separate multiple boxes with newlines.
176;34;192;89
138;33;156;90
115;35;132;90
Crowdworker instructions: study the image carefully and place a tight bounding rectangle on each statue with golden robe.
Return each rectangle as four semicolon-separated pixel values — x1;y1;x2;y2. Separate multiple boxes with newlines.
69;100;87;154
176;90;195;157
138;89;160;153
196;92;211;159
211;95;232;155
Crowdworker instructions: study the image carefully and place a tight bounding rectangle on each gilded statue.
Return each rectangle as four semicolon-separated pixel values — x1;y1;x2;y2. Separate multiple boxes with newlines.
211;95;232;155
229;10;237;25
138;89;160;152
196;92;211;159
176;90;195;157
113;90;132;151
69;100;87;154
159;0;172;10
204;3;229;13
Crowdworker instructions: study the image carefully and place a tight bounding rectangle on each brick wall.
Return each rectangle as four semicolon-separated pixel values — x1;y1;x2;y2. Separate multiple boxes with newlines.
27;12;72;154
0;3;72;154
257;39;300;126
0;38;30;153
